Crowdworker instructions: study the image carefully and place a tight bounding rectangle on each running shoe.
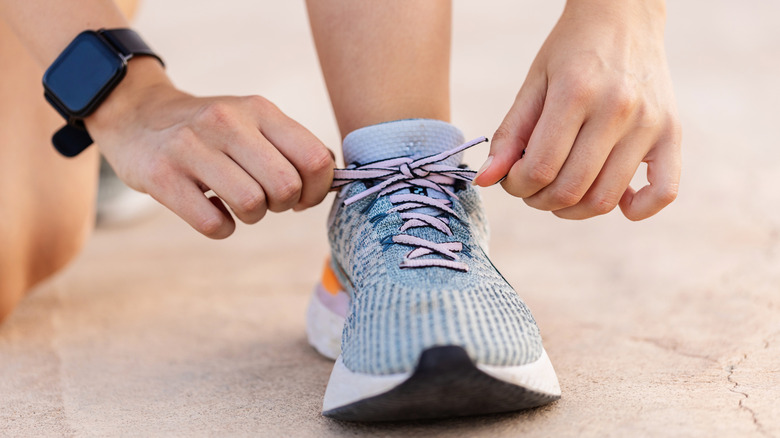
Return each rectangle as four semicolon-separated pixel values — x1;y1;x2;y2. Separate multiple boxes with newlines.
306;120;560;422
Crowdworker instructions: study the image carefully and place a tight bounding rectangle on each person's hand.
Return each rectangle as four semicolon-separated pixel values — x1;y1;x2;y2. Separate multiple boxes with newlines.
86;58;335;238
473;0;681;221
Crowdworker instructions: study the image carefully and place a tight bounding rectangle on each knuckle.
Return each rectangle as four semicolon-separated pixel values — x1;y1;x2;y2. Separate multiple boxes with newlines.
635;105;660;130
245;95;278;116
631;99;671;133
525;161;558;187
237;190;266;214
548;183;587;208
271;178;303;208
549;184;585;207
304;146;335;175
197;101;233;126
586;191;622;215
606;85;639;118
245;94;271;110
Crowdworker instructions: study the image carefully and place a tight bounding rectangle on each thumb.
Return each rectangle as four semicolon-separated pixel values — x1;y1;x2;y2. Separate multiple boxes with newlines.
473;72;547;187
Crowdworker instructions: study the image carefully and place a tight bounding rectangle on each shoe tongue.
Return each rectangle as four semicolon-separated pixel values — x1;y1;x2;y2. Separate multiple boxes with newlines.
342;119;465;167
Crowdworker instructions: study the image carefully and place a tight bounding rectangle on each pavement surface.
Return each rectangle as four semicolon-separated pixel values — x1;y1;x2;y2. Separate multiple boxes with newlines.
2;1;779;436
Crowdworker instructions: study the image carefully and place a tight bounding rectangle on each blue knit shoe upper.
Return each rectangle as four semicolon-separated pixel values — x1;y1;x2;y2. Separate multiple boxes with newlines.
328;119;543;375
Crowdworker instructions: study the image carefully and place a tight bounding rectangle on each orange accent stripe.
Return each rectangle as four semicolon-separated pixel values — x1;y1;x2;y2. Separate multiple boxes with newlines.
321;258;343;296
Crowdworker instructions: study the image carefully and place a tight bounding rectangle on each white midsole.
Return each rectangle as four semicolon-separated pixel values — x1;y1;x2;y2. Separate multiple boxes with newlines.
477;349;561;398
306;284;349;360
322;355;411;412
305;283;348;361
322;349;561;412
307;285;562;412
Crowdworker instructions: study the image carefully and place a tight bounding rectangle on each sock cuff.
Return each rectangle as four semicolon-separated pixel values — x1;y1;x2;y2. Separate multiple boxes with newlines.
342;119;465;166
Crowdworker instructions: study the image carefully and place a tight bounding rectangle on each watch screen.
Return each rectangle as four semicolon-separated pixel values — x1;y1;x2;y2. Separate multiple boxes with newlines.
44;32;125;115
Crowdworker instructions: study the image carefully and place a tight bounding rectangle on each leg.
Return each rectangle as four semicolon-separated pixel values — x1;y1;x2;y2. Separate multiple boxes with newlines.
306;0;451;137
305;2;560;421
0;0;138;323
0;18;98;322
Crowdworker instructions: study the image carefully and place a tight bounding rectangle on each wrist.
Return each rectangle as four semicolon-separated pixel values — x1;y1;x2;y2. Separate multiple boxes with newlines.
84;56;173;137
564;0;667;33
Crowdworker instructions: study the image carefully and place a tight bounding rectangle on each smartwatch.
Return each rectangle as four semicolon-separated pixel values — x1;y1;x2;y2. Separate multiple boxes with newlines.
43;28;164;157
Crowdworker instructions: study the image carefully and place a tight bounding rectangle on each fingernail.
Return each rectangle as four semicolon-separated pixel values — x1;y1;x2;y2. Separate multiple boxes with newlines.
472;155;493;186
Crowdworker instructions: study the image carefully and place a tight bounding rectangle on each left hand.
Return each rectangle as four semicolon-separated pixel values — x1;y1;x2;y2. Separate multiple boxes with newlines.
473;0;681;221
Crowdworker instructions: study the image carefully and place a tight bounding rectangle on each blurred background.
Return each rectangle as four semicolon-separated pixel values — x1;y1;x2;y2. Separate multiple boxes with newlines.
1;1;778;436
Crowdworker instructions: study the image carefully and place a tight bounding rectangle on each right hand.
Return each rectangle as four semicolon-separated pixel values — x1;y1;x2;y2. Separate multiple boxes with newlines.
474;0;680;221
85;58;335;239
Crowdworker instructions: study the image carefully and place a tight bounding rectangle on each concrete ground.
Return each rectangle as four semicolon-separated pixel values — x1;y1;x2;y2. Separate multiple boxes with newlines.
2;1;779;436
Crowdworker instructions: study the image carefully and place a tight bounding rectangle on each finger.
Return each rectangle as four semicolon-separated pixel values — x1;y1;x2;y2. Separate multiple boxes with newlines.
222;127;304;213
248;97;334;210
207;195;235;227
552;134;651;220
189;97;303;213
499;79;587;198
523;116;623;212
189;151;269;224
474;71;547;187
148;173;236;239
619;137;681;221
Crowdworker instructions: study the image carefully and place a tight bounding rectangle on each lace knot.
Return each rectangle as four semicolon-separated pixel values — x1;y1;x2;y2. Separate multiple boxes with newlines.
331;137;488;272
397;162;430;179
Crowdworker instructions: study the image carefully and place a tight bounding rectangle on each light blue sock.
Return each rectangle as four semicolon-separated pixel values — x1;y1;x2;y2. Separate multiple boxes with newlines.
342;119;465;167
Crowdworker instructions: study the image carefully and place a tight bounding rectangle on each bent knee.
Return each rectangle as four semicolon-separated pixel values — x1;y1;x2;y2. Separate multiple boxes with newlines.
0;214;93;324
27;213;94;288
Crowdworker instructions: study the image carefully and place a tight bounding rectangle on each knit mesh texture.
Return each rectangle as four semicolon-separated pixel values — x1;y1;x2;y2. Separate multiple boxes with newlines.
329;119;543;375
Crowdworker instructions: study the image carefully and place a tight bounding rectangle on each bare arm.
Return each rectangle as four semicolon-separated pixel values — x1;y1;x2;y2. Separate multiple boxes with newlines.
0;0;131;65
0;0;335;238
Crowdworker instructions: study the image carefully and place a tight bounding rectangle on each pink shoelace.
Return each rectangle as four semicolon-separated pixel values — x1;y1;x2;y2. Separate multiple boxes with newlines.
332;137;487;272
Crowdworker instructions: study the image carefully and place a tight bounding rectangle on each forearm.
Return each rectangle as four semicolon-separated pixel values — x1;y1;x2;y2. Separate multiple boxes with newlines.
0;0;132;67
562;0;666;38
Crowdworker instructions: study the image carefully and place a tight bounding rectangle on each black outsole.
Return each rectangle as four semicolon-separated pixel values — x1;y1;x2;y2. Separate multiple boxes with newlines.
323;346;559;422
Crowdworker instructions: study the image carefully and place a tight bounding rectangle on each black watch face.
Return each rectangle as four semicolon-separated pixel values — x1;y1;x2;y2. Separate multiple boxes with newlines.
43;31;126;117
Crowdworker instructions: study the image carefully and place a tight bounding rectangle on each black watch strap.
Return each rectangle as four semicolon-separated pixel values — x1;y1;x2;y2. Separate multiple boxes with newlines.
53;120;94;158
100;28;165;66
